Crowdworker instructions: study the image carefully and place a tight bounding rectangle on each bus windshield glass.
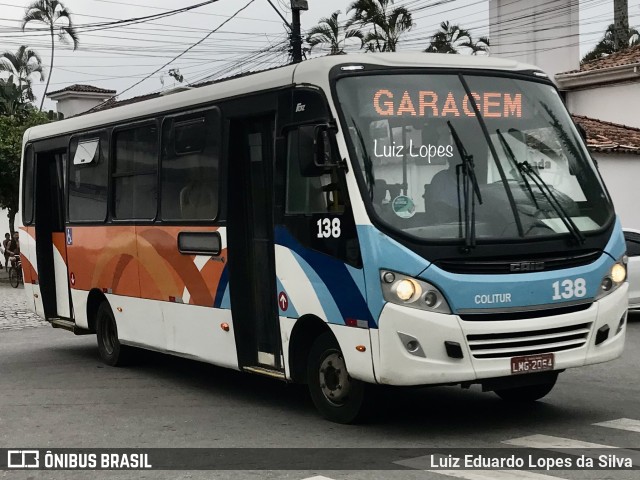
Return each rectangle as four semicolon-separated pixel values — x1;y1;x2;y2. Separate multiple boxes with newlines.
336;73;613;242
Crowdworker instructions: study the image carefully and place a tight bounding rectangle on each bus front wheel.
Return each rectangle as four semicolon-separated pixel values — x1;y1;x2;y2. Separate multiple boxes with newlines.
96;302;131;367
307;332;367;424
494;374;558;402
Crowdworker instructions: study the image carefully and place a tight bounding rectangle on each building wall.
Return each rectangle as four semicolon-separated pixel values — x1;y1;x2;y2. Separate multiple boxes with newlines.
595;153;640;229
567;83;640;129
489;0;580;77
55;97;106;119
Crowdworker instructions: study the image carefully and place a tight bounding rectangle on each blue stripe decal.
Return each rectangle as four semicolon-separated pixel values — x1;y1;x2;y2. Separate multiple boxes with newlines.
213;265;229;308
274;226;373;326
289;250;343;324
220;285;231;309
276;277;299;318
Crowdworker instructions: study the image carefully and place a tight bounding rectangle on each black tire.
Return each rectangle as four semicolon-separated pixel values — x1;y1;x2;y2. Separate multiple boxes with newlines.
96;301;131;367
307;332;368;424
494;374;558;402
8;267;19;288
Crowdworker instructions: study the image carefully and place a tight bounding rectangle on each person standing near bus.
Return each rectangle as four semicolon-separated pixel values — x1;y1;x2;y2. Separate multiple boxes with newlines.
6;232;20;268
1;233;10;270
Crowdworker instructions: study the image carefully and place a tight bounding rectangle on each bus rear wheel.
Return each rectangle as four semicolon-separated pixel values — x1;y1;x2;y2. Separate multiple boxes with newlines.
307;332;367;424
494;373;558;402
96;302;131;367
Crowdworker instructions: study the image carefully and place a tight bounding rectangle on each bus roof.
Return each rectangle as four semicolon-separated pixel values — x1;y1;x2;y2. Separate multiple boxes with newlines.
24;53;541;144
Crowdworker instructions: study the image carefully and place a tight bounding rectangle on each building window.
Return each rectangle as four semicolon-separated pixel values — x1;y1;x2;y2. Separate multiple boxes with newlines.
69;134;108;222
112;124;158;220
161;109;220;221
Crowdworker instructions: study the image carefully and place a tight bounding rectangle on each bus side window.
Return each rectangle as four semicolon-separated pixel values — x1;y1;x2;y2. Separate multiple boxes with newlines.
161;109;220;221
69;133;108;222
112;124;158;220
285;127;344;215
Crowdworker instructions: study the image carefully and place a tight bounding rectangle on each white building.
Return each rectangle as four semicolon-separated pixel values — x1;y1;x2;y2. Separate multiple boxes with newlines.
556;46;640;129
46;84;116;119
489;0;580;77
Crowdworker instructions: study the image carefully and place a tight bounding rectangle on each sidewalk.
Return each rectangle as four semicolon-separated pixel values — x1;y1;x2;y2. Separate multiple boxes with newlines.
0;282;47;330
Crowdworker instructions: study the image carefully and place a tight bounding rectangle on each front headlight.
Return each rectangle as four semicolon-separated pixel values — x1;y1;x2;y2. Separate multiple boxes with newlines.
381;270;451;314
596;257;627;300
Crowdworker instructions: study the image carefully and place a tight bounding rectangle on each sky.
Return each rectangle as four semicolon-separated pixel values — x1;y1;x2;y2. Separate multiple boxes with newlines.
0;0;639;112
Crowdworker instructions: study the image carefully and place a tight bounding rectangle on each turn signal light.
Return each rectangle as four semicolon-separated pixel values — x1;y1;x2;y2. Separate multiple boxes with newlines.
356;345;366;352
221;323;230;332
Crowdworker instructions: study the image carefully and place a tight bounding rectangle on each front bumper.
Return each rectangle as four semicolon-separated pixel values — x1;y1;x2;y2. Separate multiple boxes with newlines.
372;283;628;386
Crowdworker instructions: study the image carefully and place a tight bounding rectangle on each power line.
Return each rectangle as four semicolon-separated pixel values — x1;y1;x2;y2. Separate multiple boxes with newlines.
104;0;256;104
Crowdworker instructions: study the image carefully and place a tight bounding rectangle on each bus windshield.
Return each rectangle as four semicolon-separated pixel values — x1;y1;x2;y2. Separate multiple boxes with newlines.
336;73;614;243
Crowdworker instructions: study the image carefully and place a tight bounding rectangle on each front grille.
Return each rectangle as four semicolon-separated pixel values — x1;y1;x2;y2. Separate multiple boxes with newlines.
459;302;592;321
436;250;602;274
466;322;592;359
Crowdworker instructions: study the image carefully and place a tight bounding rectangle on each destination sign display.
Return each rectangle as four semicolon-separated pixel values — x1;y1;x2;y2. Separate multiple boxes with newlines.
372;89;523;119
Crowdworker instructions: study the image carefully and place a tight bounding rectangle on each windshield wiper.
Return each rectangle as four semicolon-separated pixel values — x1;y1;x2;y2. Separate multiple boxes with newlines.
517;161;585;245
496;129;539;209
447;121;483;251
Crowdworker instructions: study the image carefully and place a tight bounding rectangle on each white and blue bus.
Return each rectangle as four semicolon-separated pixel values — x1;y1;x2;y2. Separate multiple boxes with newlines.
20;54;627;423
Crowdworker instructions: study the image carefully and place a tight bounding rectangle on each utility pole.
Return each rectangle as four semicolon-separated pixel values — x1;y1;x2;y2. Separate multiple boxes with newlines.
290;0;308;63
613;0;629;51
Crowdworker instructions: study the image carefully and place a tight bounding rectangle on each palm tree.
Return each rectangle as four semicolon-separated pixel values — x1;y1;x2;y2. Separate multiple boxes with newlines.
0;77;30;117
307;11;364;55
462;35;490;55
582;23;640;64
22;0;79;111
0;46;44;102
425;21;470;54
348;0;413;53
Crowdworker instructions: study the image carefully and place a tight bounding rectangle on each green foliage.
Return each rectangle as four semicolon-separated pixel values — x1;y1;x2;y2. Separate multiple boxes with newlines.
582;24;640;64
348;0;413;52
307;10;364;55
0;107;49;228
0;45;45;102
425;21;490;55
22;0;79;110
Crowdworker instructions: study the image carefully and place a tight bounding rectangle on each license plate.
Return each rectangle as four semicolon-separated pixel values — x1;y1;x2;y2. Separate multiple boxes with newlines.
510;353;554;375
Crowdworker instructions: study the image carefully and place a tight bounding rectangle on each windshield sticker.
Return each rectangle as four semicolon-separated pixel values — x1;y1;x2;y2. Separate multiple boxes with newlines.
391;195;416;219
373;89;522;118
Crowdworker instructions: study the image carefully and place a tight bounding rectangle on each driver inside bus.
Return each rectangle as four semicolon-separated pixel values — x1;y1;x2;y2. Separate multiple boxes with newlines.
423;127;463;220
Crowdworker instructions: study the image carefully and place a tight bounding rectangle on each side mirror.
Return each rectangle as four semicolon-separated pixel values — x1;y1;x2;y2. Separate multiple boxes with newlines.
293;124;340;177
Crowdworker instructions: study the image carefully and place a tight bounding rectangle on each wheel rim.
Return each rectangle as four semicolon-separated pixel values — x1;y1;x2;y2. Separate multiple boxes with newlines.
101;315;117;355
318;351;351;406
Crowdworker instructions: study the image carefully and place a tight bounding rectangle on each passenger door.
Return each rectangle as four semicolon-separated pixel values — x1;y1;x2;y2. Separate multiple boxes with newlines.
34;148;72;319
227;113;282;371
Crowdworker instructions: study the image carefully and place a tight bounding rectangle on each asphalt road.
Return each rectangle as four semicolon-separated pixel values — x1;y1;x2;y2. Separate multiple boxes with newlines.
0;283;638;480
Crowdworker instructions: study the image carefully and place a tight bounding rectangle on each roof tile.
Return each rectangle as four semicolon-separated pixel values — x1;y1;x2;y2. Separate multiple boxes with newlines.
47;84;116;96
572;114;640;154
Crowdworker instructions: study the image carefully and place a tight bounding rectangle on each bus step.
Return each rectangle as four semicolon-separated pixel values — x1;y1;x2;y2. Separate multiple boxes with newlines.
50;318;92;335
243;366;286;380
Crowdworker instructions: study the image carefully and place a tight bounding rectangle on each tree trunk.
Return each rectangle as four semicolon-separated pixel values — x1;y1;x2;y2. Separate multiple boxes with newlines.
40;26;55;111
8;208;15;236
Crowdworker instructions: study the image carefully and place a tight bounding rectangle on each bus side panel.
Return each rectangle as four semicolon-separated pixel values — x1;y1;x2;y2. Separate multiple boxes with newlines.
136;225;238;369
66;225;165;349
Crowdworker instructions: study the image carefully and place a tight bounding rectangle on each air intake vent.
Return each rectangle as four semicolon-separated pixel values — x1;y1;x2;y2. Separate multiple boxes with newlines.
466;322;591;359
435;250;602;275
459;302;592;321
